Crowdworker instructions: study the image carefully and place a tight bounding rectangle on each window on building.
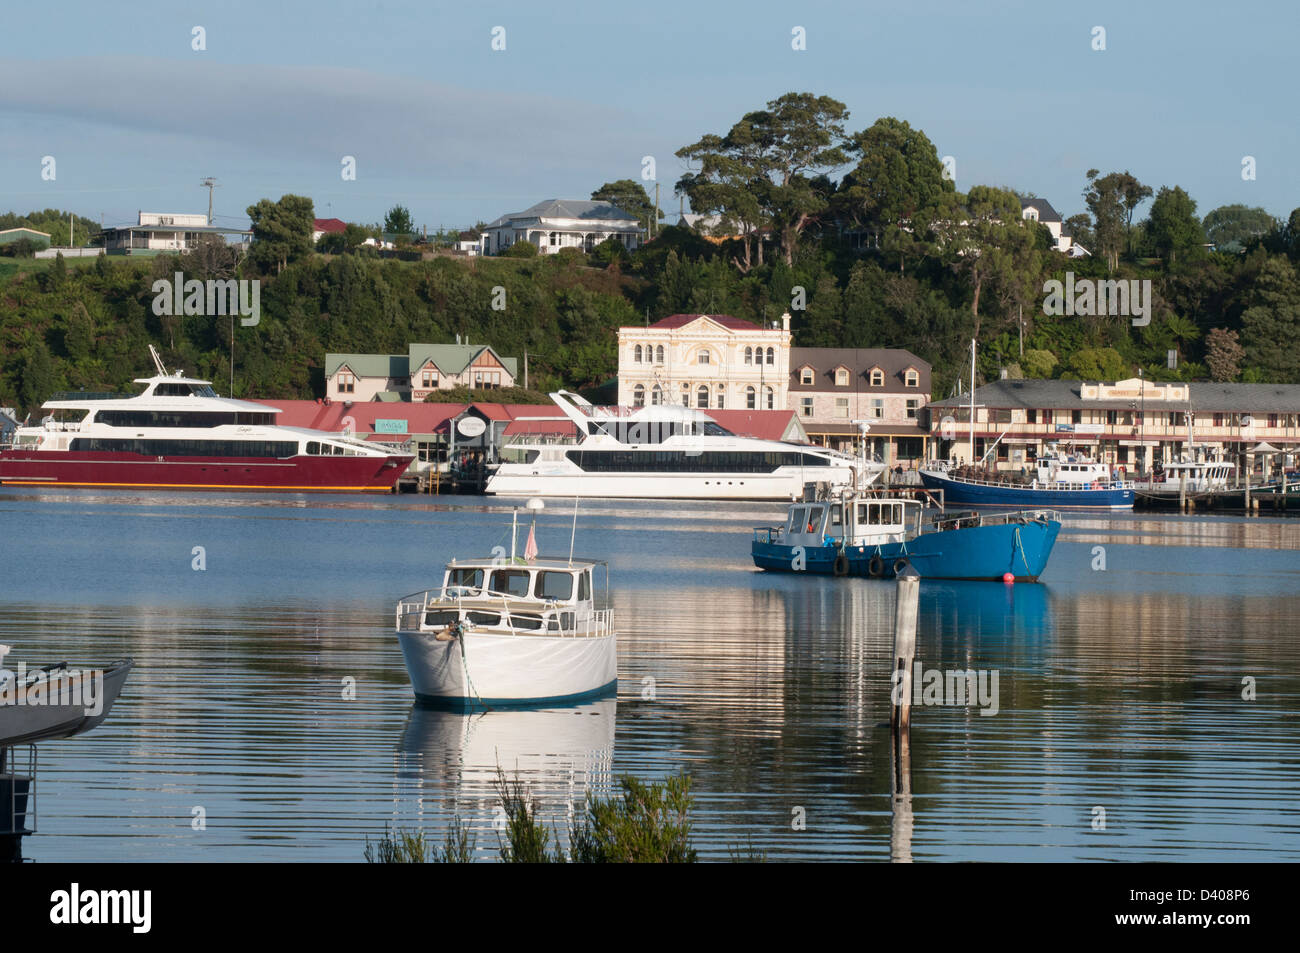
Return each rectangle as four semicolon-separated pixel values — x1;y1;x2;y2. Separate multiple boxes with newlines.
906;399;918;419
698;350;711;365
872;399;884;419
1043;409;1053;425
1268;414;1278;428
766;347;775;365
633;385;645;408
1213;413;1224;427
697;386;709;409
681;383;690;406
1106;410;1118;425
656;345;664;364
337;371;355;394
746;386;756;409
905;368;919;387
716;392;725;409
549;232;559;247
651;385;663;406
800;367;815;385
1027;409;1037;424
634;345;642;363
835;368;849;386
422;371;437;388
1072;410;1082;424
764;386;774;410
801;397;814;417
836;398;850;417
744;347;753;365
870;368;884;387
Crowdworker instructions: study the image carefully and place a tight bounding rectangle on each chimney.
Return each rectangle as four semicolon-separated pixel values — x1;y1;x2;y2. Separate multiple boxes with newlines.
781;311;791;332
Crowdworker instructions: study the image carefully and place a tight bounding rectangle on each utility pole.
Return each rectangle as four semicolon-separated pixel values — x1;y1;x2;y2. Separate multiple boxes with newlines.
200;177;219;225
653;182;660;239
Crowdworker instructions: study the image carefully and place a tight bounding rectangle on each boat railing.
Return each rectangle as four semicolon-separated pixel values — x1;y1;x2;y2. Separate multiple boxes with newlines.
395;588;612;638
928;509;1060;531
932;470;1132;492
753;526;785;544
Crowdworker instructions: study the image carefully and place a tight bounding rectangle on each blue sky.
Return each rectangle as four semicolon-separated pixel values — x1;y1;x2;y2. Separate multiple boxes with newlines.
2;0;1296;231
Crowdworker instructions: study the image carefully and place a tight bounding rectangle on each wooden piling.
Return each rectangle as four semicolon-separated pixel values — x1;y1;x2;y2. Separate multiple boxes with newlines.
890;565;921;732
1179;465;1187;512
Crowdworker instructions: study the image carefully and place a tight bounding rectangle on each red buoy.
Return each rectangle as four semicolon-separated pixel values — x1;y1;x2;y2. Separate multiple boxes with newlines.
1002;572;1015;583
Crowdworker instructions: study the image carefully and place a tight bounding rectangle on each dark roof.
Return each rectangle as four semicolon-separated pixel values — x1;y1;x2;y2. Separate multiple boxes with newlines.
1021;198;1063;224
928;379;1300;413
649;314;762;331
789;347;930;392
487;199;640;229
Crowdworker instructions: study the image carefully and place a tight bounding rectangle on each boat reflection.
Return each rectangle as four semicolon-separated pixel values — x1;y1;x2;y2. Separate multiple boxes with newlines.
394;698;617;841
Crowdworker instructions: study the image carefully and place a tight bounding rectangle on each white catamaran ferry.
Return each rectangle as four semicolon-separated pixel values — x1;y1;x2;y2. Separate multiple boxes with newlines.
486;391;883;500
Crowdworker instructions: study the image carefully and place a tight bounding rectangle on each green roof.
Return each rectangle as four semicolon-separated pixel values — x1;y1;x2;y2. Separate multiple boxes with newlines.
373;391;403;402
325;353;409;378
408;344;517;379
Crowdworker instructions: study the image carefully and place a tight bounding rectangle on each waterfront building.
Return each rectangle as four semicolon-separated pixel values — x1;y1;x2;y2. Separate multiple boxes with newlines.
616;313;791;412
325;344;519;402
788;347;931;465
481;199;642;256
927;377;1300;471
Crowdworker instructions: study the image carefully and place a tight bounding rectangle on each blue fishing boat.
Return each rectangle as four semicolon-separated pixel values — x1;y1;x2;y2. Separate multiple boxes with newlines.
752;489;1060;582
918;452;1134;511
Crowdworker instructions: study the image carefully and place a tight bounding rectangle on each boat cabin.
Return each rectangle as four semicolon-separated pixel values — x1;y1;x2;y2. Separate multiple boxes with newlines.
395;558;609;638
783;497;920;548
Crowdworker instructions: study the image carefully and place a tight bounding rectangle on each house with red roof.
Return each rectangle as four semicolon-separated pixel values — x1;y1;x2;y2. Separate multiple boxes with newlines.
312;218;347;242
617;312;792;413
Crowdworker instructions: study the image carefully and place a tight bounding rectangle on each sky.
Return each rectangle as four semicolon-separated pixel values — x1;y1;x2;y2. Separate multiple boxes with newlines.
1;0;1297;232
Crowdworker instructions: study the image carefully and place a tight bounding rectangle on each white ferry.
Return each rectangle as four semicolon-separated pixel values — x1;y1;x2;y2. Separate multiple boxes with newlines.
485;391;882;500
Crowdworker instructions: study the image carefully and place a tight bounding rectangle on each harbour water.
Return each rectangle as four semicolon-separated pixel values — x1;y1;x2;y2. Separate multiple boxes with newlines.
2;488;1298;862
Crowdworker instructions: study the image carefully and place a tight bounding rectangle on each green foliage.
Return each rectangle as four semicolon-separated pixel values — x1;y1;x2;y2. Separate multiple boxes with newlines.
364;819;476;863
384;205;414;236
568;773;698;863
1069;346;1129;380
246;195;315;275
1022;348;1057;378
1146;186;1205;266
424;386;553;405
1205;327;1244;381
502;240;538;258
590;180;660;228
494;769;563;863
1203;204;1278;253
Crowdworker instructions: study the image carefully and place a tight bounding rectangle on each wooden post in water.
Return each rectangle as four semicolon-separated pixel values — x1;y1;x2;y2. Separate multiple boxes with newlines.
890;565;921;732
1244;454;1251;515
1179;464;1187;513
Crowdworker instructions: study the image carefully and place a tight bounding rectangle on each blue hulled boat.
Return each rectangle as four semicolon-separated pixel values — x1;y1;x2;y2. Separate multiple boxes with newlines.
918;451;1134;511
752;490;1061;582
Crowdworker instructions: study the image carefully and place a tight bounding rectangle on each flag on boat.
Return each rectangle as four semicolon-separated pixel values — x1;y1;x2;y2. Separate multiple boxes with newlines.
524;522;538;562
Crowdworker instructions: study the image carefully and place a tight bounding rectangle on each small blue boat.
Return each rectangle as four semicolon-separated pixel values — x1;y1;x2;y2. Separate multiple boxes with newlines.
752;491;1061;582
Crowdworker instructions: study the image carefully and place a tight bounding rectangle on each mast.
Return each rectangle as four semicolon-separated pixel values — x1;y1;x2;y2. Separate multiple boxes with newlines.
969;339;976;465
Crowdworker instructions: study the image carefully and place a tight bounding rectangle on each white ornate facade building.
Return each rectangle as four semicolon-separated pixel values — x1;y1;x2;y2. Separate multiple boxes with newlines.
616;313;791;411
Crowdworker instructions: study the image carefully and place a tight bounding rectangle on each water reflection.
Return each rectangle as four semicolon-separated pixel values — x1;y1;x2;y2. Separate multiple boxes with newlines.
394;700;617;851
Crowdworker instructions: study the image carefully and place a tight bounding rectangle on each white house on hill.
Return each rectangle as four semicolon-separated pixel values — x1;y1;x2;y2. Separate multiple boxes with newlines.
1020;198;1089;257
481;199;642;255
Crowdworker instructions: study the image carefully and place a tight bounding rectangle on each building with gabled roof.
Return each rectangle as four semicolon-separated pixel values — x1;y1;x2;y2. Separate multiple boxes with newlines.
325;343;518;402
1020;198;1089;256
482;199;642;256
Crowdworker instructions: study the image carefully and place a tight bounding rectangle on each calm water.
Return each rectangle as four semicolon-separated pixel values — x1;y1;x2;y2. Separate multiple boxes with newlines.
1;488;1298;862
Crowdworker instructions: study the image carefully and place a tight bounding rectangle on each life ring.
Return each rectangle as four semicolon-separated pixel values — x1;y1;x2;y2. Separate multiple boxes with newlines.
833;552;849;577
868;555;885;577
892;558;909;575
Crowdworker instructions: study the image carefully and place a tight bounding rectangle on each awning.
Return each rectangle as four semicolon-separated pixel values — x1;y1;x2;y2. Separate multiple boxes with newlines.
1250;442;1280;453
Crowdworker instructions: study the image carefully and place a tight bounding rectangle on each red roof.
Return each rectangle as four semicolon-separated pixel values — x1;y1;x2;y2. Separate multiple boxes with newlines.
257;399;572;437
503;417;578;438
649;314;761;331
710;409;799;442
313;218;346;233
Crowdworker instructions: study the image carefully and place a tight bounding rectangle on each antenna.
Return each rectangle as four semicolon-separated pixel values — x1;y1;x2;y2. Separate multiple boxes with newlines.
199;177;220;225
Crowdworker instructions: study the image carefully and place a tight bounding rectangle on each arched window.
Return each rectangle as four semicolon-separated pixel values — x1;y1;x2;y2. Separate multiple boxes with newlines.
870;367;884;387
744;346;753;365
681;383;691;406
800;367;815;385
651;385;663;406
655;345;664;364
905;368;919;387
835;368;849;386
766;347;775;365
764;386;774;409
746;386;756;409
633;384;645;407
697;385;709;409
634;344;642;363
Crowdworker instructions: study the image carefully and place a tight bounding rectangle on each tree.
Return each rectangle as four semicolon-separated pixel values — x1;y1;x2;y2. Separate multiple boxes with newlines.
384;205;413;236
939;185;1024;340
502;239;538;258
1069;346;1128;380
1204;327;1244;381
1146;186;1205;266
1022;348;1057;378
20;341;56;411
677;92;850;268
1240;257;1300;381
1202;204;1278;252
591;180;661;232
1116;172;1153;256
1082;170;1128;271
246;195;315;275
834;117;955;271
1063;214;1095;254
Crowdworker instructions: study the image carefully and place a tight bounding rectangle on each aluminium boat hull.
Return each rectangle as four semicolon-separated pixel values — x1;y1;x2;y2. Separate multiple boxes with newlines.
753;517;1061;582
0;659;133;747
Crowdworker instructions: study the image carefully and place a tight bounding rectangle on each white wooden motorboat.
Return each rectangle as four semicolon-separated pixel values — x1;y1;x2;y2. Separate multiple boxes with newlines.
0;654;134;747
